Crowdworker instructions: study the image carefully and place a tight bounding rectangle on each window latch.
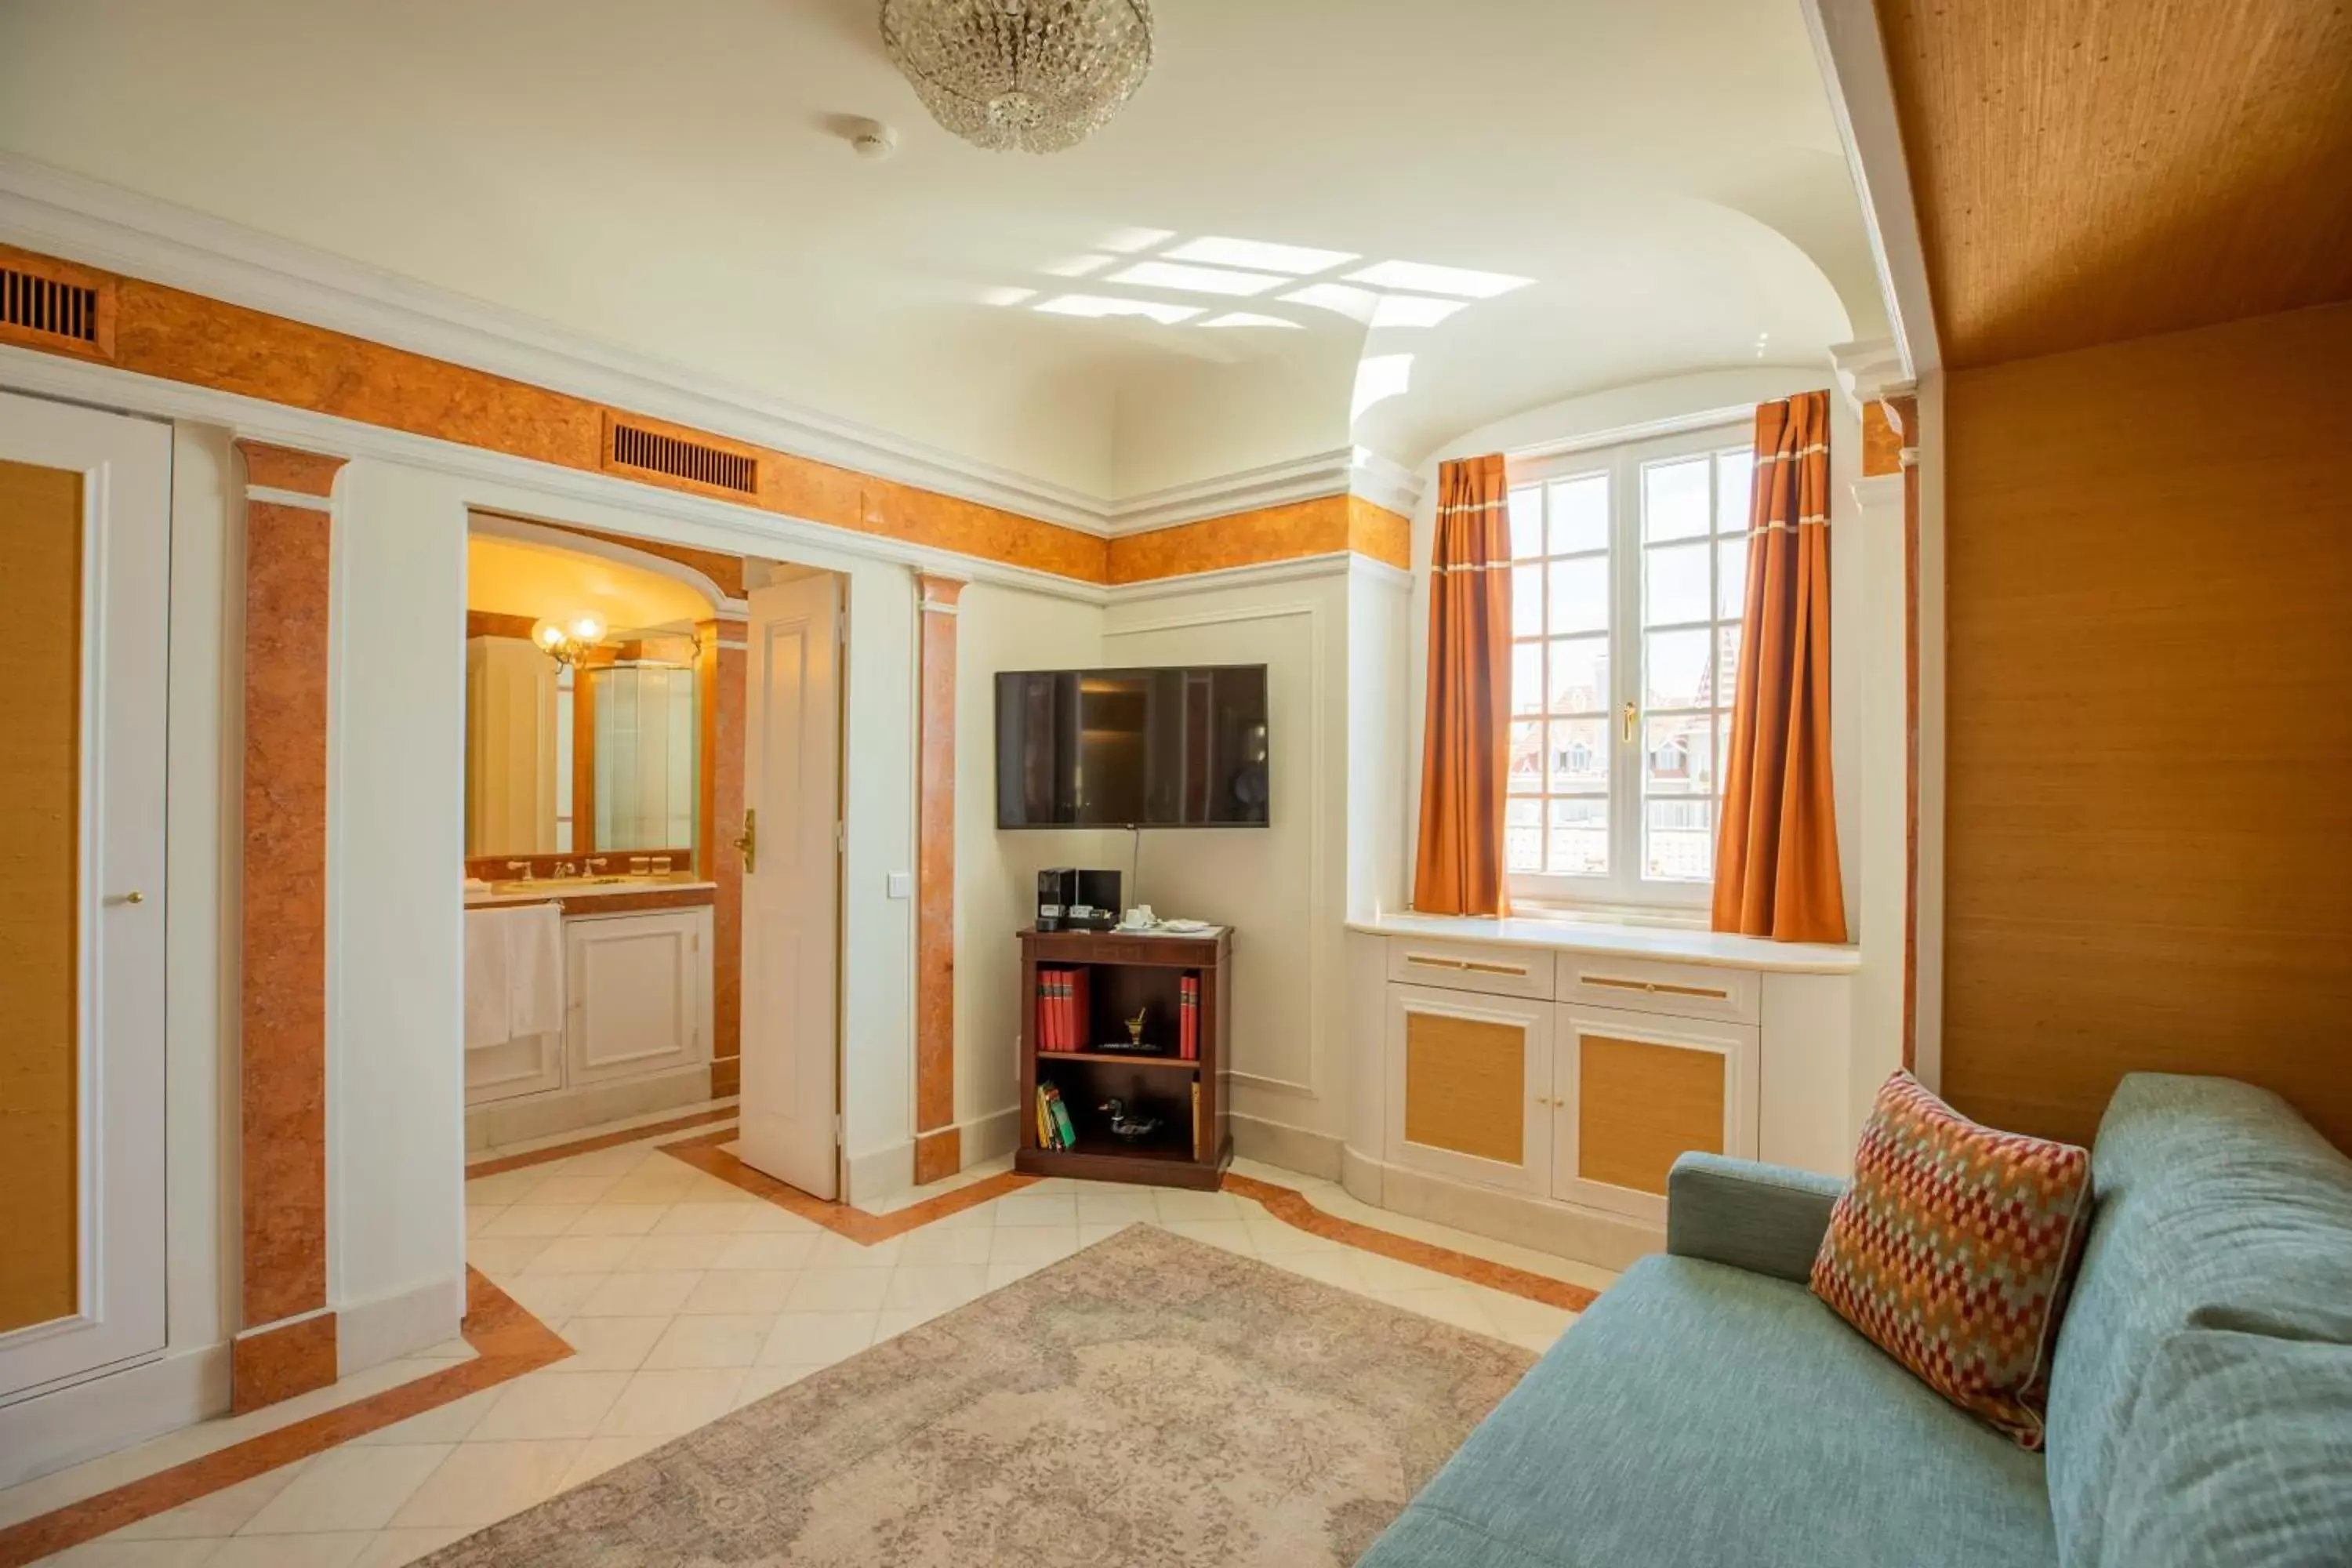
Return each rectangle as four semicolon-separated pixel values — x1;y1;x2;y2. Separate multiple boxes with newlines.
1621;700;1638;744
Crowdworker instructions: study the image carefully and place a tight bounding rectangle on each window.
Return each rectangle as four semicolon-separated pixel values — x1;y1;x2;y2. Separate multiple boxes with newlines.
1504;425;1755;907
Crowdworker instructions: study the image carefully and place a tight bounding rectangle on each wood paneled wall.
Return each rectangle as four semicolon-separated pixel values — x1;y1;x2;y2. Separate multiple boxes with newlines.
1943;303;2352;1150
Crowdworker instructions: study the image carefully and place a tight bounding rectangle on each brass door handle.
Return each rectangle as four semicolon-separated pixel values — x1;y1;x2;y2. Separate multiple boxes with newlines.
734;809;756;874
1621;700;1639;744
110;890;146;906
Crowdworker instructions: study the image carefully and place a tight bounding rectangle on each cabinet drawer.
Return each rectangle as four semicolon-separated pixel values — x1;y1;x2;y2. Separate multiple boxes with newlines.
1558;954;1756;1024
1386;938;1554;999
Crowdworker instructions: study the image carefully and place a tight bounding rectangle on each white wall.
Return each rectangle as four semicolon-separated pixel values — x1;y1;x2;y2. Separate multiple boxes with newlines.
327;459;472;1348
1400;366;1874;932
1101;569;1357;1170
950;583;1113;1163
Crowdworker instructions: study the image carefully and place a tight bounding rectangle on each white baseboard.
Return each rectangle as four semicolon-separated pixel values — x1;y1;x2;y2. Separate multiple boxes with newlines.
337;1275;466;1378
1229;1112;1345;1181
844;1141;913;1207
0;1342;230;1490
960;1105;1022;1167
465;1065;714;1152
1340;1146;1661;1272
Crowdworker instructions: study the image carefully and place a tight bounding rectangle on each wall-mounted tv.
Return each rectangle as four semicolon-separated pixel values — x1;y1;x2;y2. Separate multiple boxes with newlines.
996;665;1270;828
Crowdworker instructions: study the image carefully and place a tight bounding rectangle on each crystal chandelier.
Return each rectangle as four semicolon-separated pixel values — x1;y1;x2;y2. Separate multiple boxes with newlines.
880;0;1153;154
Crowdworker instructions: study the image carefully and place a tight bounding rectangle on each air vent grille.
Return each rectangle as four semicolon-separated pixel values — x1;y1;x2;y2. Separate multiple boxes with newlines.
0;251;115;361
604;415;760;497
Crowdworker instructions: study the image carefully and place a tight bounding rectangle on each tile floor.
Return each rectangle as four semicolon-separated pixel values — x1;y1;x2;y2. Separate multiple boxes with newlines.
7;1120;1616;1566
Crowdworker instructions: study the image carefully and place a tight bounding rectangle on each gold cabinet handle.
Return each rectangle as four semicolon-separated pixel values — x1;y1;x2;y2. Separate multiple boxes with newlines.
1404;953;1468;971
733;808;756;875
1584;974;1731;1002
1461;960;1528;977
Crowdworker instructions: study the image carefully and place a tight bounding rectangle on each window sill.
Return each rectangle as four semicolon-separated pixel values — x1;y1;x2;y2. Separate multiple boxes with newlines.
1350;909;1859;974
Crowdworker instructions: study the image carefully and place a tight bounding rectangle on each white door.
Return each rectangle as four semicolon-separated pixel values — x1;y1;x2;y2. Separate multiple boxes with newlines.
737;573;841;1198
0;392;169;1402
565;909;710;1087
1382;984;1555;1198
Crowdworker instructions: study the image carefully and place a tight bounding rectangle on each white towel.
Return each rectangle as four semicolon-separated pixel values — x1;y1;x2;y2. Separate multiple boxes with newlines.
463;907;513;1051
507;903;566;1039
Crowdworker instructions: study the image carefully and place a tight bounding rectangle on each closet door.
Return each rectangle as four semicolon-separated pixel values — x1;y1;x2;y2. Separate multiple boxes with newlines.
0;392;169;1402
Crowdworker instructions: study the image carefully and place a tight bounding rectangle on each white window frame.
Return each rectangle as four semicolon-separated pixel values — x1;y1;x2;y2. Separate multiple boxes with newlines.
1504;421;1753;913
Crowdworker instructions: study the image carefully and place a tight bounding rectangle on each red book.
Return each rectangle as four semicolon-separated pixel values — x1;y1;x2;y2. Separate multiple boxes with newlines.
1180;975;1199;1061
1038;971;1054;1052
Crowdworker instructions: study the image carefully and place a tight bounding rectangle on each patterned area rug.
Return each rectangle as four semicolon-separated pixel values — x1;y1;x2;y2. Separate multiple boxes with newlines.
421;1224;1535;1567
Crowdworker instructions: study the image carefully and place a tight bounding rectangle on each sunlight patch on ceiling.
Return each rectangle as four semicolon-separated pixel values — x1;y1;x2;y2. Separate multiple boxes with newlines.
1044;253;1117;277
1098;226;1178;254
1279;281;1379;323
1164;236;1359;274
1370;293;1468;328
1036;293;1202;324
978;285;1039;306
1351;353;1414;421
1201;311;1305;329
1106;260;1289;296
1345;260;1533;299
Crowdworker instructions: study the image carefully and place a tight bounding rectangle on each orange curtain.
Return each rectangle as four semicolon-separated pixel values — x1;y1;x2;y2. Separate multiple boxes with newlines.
1714;391;1847;942
1413;453;1512;916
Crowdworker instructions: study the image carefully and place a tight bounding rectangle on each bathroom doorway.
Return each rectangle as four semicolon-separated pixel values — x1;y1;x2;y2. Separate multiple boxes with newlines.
458;514;845;1197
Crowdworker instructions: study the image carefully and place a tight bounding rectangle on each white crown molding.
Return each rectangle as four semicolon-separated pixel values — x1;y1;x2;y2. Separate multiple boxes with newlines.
1349;446;1425;519
0;155;1420;539
1802;0;1941;379
1828;337;1914;419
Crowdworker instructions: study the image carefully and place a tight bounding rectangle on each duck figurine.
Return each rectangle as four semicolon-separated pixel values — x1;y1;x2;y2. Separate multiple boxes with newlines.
1098;1098;1163;1142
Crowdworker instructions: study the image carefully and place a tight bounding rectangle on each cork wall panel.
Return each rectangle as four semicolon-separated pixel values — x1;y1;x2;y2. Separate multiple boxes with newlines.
1402;1011;1525;1166
1576;1035;1726;1196
913;576;963;1162
1347;496;1413;570
1943;304;2352;1151
0;459;82;1334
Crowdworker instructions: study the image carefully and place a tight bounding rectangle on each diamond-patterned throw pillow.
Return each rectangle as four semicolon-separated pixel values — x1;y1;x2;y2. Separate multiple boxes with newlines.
1811;1071;2093;1449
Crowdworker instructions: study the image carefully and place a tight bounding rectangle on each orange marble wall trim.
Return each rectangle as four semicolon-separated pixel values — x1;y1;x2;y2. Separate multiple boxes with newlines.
1107;495;1350;585
1861;398;1908;478
913;1127;961;1187
228;1312;337;1415
913;575;963;1178
0;1271;568;1568
236;443;340;1393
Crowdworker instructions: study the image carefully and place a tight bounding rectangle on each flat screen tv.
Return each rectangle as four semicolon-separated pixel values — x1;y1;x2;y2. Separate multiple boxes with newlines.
996;665;1270;828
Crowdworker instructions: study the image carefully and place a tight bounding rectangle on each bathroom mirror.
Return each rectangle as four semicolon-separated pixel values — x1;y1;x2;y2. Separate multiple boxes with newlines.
463;636;699;862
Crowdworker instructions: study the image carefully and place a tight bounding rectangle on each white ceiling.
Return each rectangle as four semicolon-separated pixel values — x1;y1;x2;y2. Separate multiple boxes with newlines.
0;0;1882;503
466;532;715;633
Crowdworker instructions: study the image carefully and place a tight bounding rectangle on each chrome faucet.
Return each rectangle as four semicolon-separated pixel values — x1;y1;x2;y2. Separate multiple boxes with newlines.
503;860;532;881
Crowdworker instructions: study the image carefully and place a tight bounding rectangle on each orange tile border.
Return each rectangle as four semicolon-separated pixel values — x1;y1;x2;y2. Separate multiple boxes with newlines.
1221;1174;1602;1314
463;1105;742;1180
658;1131;1039;1245
239;443;344;497
0;1270;568;1568
654;1126;1604;1311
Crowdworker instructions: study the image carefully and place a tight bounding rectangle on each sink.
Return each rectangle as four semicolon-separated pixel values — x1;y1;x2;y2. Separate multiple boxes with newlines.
485;875;655;896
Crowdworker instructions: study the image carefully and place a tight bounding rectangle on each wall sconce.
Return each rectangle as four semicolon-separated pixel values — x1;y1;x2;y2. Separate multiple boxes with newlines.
532;614;606;667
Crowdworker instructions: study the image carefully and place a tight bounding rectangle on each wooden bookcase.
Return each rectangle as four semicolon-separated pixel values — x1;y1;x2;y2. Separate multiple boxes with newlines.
1017;926;1232;1189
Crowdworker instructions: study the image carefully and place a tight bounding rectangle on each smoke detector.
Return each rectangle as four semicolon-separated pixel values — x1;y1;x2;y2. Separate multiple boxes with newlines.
848;118;899;160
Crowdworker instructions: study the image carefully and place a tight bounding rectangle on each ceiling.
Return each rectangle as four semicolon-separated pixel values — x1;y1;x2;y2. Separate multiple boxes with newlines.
0;0;1881;501
466;533;714;633
1877;0;2352;369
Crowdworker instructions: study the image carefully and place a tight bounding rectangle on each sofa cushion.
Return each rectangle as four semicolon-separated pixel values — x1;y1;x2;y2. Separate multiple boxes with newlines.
2047;1075;2352;1568
2097;1328;2352;1568
1810;1072;2092;1448
1356;1254;2057;1568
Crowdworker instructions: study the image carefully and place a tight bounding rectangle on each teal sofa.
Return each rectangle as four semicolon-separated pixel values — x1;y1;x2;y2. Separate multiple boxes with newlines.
1356;1073;2352;1567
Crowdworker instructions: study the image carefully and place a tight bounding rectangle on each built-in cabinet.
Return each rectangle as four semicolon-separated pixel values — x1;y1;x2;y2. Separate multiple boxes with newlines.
465;904;711;1112
565;909;710;1087
1355;920;1857;1264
